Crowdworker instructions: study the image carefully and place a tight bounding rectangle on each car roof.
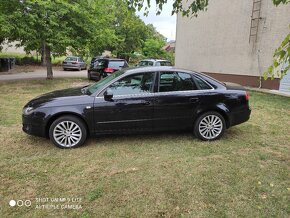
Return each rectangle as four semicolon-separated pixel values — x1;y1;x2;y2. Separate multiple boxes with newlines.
66;56;80;58
122;66;225;89
124;66;191;74
98;58;126;61
140;59;170;62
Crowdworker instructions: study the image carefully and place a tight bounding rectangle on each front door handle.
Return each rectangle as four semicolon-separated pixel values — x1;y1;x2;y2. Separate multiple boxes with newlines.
189;97;199;103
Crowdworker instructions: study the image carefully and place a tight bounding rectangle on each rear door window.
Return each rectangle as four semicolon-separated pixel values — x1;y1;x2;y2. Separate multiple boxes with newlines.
159;72;198;92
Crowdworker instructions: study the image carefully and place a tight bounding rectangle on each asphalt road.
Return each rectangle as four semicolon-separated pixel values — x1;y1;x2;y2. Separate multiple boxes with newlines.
0;67;88;81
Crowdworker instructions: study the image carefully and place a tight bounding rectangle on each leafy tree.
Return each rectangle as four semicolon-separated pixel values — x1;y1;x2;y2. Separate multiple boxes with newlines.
0;0;115;79
127;0;209;16
142;38;166;58
109;2;165;61
264;0;290;79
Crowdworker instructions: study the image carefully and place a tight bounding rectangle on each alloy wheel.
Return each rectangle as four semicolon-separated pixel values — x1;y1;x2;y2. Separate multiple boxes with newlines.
198;114;223;140
53;121;82;148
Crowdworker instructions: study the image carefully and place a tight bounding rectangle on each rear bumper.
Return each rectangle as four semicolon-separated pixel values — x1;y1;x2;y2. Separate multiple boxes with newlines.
229;107;251;127
63;64;81;69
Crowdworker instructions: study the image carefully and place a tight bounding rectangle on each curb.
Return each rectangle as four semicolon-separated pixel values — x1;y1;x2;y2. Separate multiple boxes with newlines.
246;87;290;97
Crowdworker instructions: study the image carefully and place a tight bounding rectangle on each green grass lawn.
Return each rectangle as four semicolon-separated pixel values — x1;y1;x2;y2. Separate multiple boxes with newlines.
0;79;289;217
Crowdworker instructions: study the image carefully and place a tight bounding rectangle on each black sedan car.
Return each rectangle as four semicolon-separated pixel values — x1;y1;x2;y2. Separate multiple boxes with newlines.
23;67;251;148
88;58;128;81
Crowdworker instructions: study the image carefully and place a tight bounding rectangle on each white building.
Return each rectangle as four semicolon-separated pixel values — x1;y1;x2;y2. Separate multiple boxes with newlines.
175;0;290;90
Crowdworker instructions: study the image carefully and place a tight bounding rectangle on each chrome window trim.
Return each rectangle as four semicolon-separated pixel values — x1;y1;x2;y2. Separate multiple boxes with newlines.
95;70;215;98
95;89;215;99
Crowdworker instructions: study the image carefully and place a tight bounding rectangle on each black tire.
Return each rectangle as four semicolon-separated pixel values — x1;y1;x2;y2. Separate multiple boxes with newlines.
87;71;91;80
49;115;87;148
194;111;226;141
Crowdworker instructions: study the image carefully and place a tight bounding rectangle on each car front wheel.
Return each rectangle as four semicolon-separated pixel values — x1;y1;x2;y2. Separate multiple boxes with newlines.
49;115;87;148
194;111;225;141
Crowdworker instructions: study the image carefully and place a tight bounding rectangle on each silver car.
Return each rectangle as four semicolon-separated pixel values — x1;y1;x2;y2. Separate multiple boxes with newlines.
136;59;172;67
63;56;87;71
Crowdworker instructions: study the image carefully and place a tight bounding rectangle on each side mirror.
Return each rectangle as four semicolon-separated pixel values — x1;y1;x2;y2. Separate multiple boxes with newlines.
104;88;113;101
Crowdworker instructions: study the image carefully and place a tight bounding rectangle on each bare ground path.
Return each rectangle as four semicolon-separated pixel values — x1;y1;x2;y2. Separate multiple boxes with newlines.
0;66;87;81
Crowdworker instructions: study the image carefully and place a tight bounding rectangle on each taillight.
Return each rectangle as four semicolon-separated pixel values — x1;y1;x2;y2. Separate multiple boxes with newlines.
104;67;114;73
245;91;249;101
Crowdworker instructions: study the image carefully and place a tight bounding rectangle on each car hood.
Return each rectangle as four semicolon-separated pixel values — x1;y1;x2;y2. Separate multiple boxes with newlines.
25;86;89;108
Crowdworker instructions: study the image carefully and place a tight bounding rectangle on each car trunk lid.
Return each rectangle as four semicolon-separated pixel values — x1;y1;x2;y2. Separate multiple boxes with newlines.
224;82;246;91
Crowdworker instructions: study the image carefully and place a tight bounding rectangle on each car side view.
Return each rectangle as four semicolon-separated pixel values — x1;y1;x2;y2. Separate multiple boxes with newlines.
22;66;251;148
136;59;172;67
87;58;128;81
62;56;87;71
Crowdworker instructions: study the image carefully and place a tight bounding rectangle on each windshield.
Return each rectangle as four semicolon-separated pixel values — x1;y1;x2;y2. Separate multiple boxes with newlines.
65;57;78;62
138;61;153;66
159;61;172;66
87;70;124;94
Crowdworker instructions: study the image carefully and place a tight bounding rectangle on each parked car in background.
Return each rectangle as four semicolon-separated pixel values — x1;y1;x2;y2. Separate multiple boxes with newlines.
88;58;128;81
63;56;87;71
23;66;251;148
89;56;101;68
136;59;172;67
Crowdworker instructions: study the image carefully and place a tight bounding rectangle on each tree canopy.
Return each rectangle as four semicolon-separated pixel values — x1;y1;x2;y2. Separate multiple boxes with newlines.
0;0;166;78
0;0;117;78
2;0;287;79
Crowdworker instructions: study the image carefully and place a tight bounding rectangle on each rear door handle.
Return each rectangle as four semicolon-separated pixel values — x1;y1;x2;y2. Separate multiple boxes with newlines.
189;97;199;103
142;101;151;106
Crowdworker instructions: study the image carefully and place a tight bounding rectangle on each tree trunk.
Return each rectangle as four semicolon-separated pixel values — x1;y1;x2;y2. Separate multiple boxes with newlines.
44;43;53;79
41;42;47;66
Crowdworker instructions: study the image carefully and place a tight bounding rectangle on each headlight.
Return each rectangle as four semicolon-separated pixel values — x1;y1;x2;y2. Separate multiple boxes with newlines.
23;107;34;115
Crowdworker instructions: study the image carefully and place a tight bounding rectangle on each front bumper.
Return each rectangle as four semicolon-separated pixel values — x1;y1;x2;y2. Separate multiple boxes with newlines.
22;114;46;137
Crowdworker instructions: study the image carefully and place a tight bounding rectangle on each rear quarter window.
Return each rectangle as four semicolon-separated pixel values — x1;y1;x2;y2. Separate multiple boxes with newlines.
193;76;213;90
109;61;126;68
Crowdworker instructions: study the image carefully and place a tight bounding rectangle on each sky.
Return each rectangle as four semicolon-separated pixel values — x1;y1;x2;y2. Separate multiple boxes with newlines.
136;0;176;41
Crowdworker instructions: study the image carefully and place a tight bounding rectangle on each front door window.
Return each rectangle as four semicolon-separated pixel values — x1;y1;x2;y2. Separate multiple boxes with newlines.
108;72;155;96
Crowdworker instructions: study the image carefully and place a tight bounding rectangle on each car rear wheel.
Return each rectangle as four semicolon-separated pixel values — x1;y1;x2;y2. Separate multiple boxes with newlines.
49;115;87;148
194;111;225;141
